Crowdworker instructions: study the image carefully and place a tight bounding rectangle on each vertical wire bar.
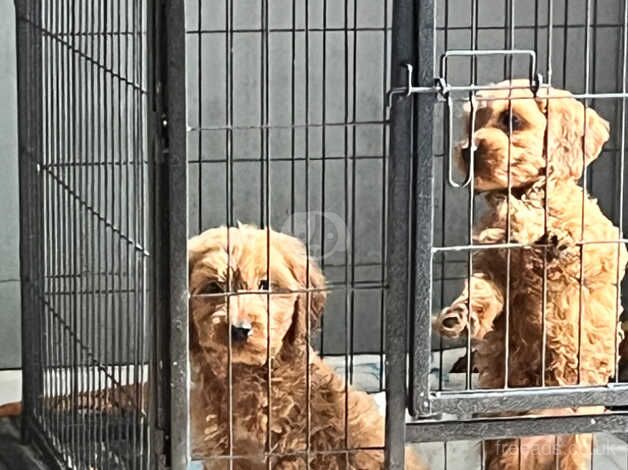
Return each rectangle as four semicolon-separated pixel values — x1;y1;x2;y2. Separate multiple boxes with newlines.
547;0;554;86
80;1;90;463
52;0;64;451
62;0;74;454
73;0;86;460
577;0;593;386
87;0;98;461
128;0;137;459
349;0;359;396
38;0;46;435
70;0;79;456
133;0;144;461
51;0;61;444
224;0;234;465
615;0;628;386
122;0;133;460
55;0;65;450
135;0;145;461
319;0;327;361
105;0;113;459
563;0;569;87
197;0;202;234
42;0;51;438
97;0;106;454
502;0;517;391
61;0;69;449
378;0;390;392
37;0;44;437
141;0;149;460
465;0;479;391
290;0;296;236
125;0;135;460
438;0;450;394
541;0;554;389
304;1;312;465
115;0;125;457
262;0;272;467
343;0;350;463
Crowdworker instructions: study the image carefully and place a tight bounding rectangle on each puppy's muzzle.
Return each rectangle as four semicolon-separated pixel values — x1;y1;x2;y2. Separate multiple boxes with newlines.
231;322;252;343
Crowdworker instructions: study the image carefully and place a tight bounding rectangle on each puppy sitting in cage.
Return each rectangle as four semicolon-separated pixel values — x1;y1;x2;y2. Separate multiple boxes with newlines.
433;79;628;469
188;224;426;469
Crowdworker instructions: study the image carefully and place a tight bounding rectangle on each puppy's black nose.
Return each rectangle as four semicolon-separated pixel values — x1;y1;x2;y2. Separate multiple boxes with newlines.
231;324;251;343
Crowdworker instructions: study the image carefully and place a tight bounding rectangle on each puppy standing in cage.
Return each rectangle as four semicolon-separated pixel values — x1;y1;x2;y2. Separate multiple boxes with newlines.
434;79;628;469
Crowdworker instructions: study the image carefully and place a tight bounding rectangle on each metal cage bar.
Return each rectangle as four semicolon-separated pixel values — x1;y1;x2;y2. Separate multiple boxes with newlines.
15;0;46;450
15;0;164;467
385;0;416;466
149;0;189;468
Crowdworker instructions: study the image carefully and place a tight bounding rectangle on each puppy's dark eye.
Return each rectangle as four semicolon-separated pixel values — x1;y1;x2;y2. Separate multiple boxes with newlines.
500;111;522;132
258;279;269;290
200;282;222;295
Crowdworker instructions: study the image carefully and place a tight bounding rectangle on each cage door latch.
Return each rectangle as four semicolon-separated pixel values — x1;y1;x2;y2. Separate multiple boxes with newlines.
386;64;444;106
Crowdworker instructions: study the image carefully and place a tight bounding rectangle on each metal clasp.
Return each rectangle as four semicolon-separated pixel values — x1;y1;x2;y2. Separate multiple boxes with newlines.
385;64;443;107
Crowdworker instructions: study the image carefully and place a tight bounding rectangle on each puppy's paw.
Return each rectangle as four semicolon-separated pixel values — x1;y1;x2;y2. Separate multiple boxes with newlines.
536;230;574;262
434;303;471;338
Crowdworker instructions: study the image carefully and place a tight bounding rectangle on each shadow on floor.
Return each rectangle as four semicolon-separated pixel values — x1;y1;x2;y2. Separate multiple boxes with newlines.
0;417;49;470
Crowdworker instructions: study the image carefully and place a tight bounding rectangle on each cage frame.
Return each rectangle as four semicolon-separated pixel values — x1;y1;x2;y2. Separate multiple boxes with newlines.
14;0;628;468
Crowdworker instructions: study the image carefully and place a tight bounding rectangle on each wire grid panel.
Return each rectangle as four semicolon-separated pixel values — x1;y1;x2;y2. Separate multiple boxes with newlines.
16;0;153;468
409;0;628;457
183;0;393;465
185;1;392;385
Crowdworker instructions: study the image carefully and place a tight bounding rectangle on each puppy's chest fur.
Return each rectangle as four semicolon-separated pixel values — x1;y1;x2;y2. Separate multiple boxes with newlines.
189;348;359;468
474;180;626;387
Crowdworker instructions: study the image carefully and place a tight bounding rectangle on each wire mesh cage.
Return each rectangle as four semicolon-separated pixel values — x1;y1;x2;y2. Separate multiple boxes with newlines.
405;0;628;469
14;0;628;469
15;0;157;468
183;0;395;467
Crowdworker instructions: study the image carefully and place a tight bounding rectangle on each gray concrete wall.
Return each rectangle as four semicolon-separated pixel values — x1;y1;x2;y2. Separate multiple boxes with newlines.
0;2;20;369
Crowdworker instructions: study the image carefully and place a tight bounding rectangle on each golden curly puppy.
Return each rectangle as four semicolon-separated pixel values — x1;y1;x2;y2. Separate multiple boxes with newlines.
188;225;426;469
434;79;628;469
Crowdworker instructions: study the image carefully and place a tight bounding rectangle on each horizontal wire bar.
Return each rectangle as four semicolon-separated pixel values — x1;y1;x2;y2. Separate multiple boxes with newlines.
192;446;386;461
435;22;628;31
188;119;389;132
42;160;148;169
190;281;388;299
432;385;628;415
434;239;628;253
407;412;628;443
186;26;391;34
189;155;387;164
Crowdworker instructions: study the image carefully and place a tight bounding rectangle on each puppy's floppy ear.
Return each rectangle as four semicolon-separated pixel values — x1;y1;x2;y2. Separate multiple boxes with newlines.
272;231;327;342
583;107;610;162
535;88;610;179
